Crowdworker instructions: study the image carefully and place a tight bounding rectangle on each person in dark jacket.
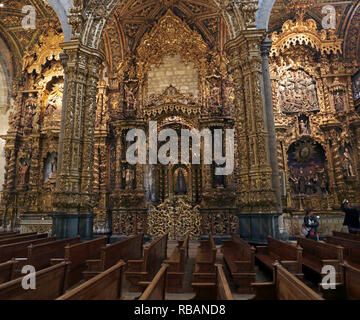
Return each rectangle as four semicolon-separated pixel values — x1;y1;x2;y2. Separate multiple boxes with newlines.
304;210;320;241
342;199;360;234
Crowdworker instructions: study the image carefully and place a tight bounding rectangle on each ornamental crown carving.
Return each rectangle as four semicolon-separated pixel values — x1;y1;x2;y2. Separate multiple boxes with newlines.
270;17;343;57
23;28;64;74
136;10;209;76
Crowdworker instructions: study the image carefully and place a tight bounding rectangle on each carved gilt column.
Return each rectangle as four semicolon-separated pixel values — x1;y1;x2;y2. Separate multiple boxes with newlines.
225;29;279;242
52;41;104;239
225;30;278;213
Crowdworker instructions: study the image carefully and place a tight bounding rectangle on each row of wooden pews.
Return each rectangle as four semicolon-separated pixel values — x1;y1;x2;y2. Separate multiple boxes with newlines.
164;232;189;293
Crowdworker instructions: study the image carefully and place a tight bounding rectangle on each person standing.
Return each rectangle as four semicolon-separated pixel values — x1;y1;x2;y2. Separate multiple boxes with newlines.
342;199;360;234
303;210;320;241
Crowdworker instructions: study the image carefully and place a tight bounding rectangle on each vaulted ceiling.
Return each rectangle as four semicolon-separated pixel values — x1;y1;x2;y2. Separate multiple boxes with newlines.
102;0;228;73
0;0;62;78
269;0;360;63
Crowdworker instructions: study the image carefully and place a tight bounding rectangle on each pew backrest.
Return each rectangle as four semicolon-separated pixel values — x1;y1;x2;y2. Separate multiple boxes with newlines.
0;233;43;246
268;237;300;261
28;236;81;270
0;260;18;284
102;234;144;270
65;236;107;270
333;231;360;242
216;264;234;300
142;233;168;278
274;263;323;300
57;261;126;300
0;237;56;263
342;263;360;300
0;262;69;300
298;237;343;261
139;264;168;300
327;237;360;266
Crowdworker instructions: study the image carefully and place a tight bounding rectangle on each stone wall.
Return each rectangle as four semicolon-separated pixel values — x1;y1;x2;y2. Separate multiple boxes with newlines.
147;54;199;98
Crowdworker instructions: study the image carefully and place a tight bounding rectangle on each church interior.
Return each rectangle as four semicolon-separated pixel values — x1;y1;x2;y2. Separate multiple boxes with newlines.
0;0;359;301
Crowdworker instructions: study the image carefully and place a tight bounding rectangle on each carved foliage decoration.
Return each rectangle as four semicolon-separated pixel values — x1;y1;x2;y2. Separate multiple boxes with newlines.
270;17;343;57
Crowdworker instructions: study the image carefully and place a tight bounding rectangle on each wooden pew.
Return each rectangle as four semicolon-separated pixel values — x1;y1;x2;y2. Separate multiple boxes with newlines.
125;233;168;292
164;232;189;293
57;261;126;300
256;237;303;278
0;233;48;246
297;237;343;282
51;236;108;289
0;232;21;239
194;233;217;274
139;264;168;300
0;232;17;237
326;236;360;269
221;234;256;293
0;262;70;300
83;234;144;280
341;262;360;300
252;262;324;300
0;236;56;263
0;260;18;284
191;264;234;300
12;237;80;277
332;231;360;242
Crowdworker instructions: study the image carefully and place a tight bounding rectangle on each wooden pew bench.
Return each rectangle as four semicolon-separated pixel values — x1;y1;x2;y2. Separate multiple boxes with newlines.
164;233;189;293
0;262;70;300
0;232;18;238
51;236;108;289
12;237;80;278
192;264;234;300
332;231;360;242
0;233;47;246
297;237;343;282
83;233;144;280
139;264;168;300
252;262;323;300
57;261;126;300
256;237;303;278
221;233;256;293
341;262;360;300
194;233;217;274
0;236;56;263
125;233;168;292
326;236;360;270
0;260;18;284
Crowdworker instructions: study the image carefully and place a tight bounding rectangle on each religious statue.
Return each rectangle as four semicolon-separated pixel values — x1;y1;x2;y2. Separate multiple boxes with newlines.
299;118;310;136
289;171;299;194
44;153;58;182
342;148;355;177
23;93;37;129
45;83;63;116
125;84;137;111
123;167;135;190
208;82;222;108
333;91;345;112
175;169;187;195
32;109;41;132
19;159;30;186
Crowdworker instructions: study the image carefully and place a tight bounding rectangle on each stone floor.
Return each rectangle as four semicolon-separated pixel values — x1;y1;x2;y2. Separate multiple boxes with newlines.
121;240;272;300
